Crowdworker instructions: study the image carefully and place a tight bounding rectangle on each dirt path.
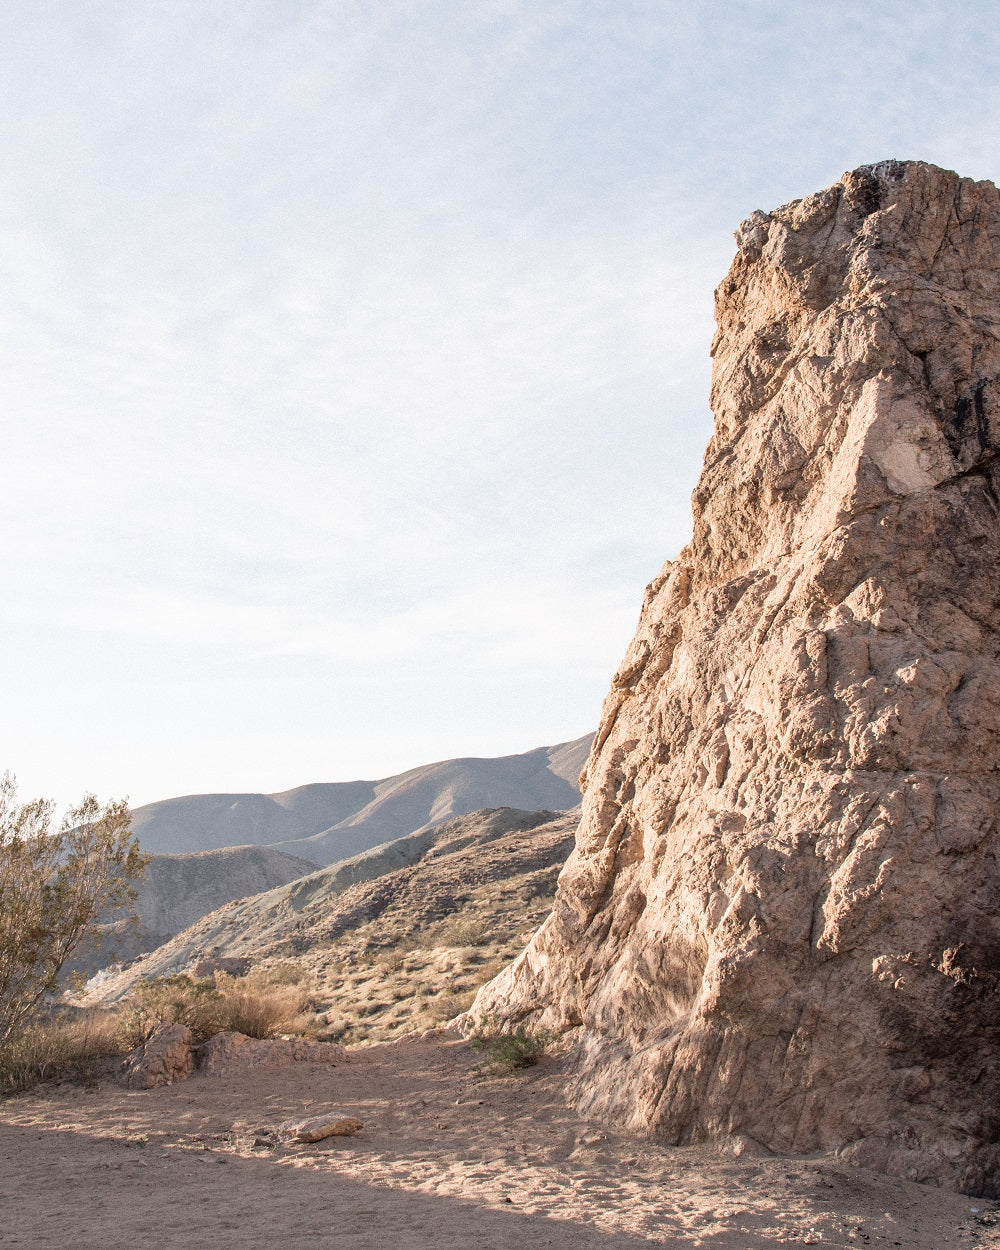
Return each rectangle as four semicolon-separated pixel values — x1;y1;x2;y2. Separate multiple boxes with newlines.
1;1034;997;1249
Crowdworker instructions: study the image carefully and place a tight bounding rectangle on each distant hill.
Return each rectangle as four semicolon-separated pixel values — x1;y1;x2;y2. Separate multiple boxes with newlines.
91;805;579;1046
129;845;319;936
72;844;318;976
131;733;592;864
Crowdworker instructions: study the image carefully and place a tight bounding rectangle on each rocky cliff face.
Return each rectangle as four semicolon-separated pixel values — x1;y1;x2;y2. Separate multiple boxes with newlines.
468;162;1000;1194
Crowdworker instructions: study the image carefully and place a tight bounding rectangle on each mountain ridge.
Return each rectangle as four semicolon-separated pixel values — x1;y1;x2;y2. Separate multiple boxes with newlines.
132;733;592;863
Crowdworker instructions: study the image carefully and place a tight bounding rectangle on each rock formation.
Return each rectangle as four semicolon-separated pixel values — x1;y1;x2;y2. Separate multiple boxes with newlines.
195;1031;344;1076
119;1026;345;1088
468;161;1000;1194
120;1022;195;1089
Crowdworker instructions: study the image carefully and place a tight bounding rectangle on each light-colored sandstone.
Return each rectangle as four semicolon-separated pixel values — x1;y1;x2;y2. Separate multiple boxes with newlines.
120;1022;194;1089
195;1030;345;1075
468;161;1000;1195
278;1112;364;1142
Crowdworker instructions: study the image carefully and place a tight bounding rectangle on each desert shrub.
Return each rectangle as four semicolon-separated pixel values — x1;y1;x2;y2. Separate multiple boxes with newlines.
0;776;147;1046
468;1020;553;1070
118;972;307;1048
423;915;488;948
0;1010;122;1094
426;990;475;1023
255;960;308;986
214;974;305;1038
118;975;225;1046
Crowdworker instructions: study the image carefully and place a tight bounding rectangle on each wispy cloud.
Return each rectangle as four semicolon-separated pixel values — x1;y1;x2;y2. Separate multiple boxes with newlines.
2;0;1000;807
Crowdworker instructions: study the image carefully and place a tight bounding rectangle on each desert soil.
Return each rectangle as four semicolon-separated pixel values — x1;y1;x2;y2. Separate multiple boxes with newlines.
0;1033;996;1249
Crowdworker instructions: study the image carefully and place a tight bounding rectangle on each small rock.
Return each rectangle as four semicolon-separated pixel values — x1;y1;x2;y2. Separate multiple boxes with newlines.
279;1113;364;1143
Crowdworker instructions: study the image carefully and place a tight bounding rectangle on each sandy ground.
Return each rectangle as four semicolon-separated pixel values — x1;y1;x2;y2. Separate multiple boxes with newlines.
0;1033;997;1250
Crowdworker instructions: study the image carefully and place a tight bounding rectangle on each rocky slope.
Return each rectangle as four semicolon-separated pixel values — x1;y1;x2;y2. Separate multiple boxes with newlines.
469;162;1000;1194
93;807;578;1046
132;735;591;862
131;845;319;937
75;845;320;975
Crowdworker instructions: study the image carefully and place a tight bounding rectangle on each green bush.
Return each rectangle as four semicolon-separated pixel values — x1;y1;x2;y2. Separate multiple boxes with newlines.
0;775;147;1047
118;975;224;1046
469;1021;553;1070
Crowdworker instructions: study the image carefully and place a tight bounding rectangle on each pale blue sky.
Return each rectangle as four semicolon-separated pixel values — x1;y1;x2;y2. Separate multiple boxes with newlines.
3;1;999;810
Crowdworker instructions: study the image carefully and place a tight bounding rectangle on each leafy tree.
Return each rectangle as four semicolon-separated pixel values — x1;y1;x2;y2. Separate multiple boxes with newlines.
0;773;147;1046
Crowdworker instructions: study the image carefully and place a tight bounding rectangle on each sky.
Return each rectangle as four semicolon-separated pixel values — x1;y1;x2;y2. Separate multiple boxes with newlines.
2;1;999;812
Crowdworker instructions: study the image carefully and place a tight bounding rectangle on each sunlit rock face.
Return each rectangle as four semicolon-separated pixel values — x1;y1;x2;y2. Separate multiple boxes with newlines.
469;161;1000;1195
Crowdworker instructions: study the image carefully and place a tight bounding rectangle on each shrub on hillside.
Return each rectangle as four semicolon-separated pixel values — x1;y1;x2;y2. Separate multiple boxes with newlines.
212;972;305;1039
118;972;307;1048
118;975;225;1046
0;775;147;1047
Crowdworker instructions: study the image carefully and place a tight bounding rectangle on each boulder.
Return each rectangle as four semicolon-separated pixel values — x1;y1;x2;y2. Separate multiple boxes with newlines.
121;1022;195;1089
195;1031;345;1075
468;161;1000;1194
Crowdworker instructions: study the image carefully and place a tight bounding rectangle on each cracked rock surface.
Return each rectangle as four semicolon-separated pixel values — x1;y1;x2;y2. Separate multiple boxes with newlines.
468;161;1000;1195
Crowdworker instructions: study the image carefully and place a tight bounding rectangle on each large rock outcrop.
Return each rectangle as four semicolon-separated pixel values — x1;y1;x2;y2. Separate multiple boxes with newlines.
468;161;1000;1194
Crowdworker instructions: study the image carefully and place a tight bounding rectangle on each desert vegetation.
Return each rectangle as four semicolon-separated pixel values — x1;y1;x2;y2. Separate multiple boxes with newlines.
0;1008;124;1093
1;800;571;1094
116;970;309;1047
266;859;564;1046
0;968;312;1094
0;773;149;1090
467;1017;555;1070
87;810;574;1052
0;775;304;1094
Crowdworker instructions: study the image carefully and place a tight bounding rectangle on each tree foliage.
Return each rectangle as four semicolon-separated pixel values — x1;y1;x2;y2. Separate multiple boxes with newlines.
0;774;147;1046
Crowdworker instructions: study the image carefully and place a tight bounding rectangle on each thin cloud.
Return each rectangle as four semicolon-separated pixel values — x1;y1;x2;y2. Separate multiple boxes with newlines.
2;1;1000;806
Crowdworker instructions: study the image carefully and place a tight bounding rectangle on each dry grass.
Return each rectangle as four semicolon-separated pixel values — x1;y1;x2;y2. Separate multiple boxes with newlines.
0;1010;123;1094
0;968;314;1095
213;975;306;1039
71;815;571;1060
0;848;552;1092
117;971;308;1048
255;865;563;1046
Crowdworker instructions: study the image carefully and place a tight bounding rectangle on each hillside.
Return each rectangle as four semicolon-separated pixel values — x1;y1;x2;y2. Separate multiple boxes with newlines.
74;845;320;975
92;807;578;1045
131;734;592;863
132;845;318;936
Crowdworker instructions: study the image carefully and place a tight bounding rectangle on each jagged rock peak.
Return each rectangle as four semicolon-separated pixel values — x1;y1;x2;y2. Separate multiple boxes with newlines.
467;162;1000;1195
